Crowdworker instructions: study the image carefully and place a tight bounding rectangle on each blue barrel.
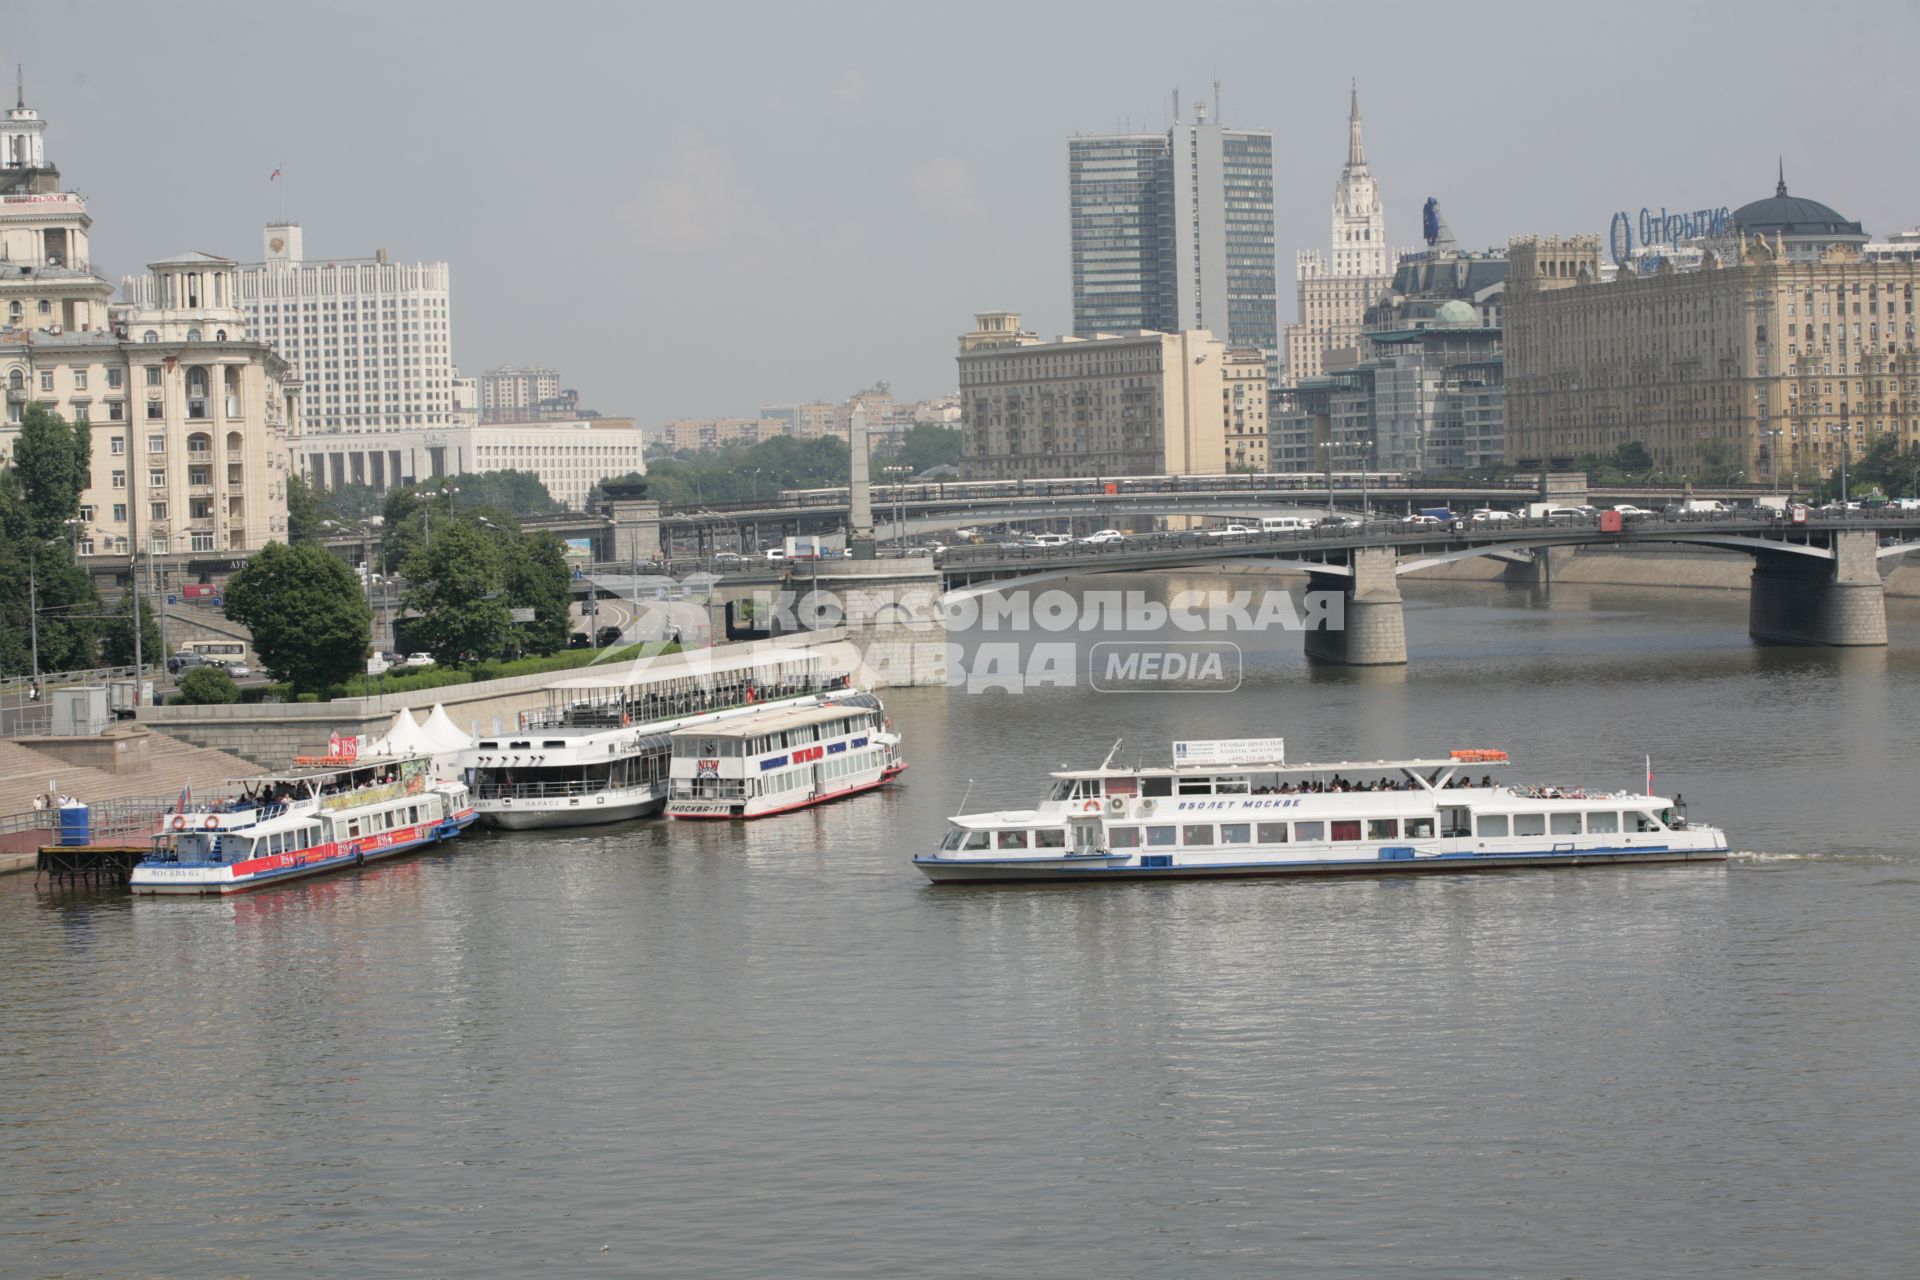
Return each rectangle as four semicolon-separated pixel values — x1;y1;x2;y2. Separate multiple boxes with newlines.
57;803;91;847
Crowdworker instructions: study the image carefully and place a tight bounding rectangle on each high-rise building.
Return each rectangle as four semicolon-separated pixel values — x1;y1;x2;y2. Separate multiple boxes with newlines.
3;83;299;557
480;365;562;421
1069;97;1276;351
223;224;457;434
1283;86;1394;385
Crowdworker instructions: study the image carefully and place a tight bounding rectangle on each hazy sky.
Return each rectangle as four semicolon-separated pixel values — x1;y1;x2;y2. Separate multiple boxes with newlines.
11;2;1920;424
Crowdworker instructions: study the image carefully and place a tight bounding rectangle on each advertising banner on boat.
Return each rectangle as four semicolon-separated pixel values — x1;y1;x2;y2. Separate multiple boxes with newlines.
1172;738;1286;767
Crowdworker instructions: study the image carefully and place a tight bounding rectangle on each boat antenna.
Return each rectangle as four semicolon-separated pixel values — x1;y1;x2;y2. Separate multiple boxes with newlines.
955;778;975;817
1099;738;1124;770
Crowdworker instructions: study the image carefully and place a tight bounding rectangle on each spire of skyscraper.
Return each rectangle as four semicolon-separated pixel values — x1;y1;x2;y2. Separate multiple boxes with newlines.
1347;80;1366;168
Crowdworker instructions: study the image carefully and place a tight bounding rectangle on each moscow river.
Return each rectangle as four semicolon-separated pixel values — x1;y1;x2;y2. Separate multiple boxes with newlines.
4;575;1918;1278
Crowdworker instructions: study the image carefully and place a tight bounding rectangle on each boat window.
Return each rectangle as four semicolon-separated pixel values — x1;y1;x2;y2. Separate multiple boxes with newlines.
1144;825;1177;847
1047;780;1073;802
542;740;565;748
1330;820;1362;842
1514;814;1547;837
961;831;992;851
1219;823;1251;844
1367;819;1398;840
1176;776;1212;796
1550;813;1583;835
1034;829;1066;849
478;741;498;749
1587;811;1619;834
1109;827;1141;848
1632;811;1663;832
997;830;1029;850
1293;821;1323;841
1105;776;1138;797
509;741;531;749
940;827;967;851
347;820;361;837
1213;776;1250;795
1181;824;1213;846
1405;817;1434;838
1478;814;1509;837
1256;822;1288;843
1141;776;1173;797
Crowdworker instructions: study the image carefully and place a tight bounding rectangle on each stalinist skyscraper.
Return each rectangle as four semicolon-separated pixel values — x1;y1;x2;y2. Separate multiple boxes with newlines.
1282;85;1391;385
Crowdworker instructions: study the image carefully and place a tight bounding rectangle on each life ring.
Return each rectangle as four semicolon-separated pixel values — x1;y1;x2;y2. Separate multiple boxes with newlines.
1081;799;1101;813
1107;796;1126;814
203;815;220;831
170;815;187;831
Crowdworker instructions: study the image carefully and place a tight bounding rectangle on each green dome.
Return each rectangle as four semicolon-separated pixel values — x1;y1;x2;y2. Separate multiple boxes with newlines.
1433;299;1477;326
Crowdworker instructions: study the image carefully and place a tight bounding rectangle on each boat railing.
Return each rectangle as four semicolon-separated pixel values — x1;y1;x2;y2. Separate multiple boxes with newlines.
473;779;641;801
671;780;746;801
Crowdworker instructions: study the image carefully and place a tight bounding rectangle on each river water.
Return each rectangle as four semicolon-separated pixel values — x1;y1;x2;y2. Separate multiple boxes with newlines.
4;576;1918;1278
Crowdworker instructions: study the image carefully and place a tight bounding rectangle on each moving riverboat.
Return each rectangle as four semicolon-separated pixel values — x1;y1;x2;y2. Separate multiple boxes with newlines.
461;652;852;830
913;739;1727;884
130;754;477;895
666;692;906;819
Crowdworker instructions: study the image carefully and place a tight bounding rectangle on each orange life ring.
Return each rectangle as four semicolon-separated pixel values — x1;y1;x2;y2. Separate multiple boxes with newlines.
203;815;220;831
170;815;187;831
1081;799;1101;813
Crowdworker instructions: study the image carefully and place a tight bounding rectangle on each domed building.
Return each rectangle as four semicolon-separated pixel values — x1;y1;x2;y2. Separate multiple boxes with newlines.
1733;165;1870;262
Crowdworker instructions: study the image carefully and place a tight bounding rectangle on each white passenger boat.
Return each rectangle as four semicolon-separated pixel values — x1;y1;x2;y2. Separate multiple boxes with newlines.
913;739;1727;883
130;754;477;895
665;691;905;819
461;652;851;829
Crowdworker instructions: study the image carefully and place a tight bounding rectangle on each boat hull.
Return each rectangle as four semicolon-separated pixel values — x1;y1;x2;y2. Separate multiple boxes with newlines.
913;843;1729;884
479;791;666;830
669;769;900;820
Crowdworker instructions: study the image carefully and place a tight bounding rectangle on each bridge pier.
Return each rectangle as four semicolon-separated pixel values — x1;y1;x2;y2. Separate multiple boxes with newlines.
1303;546;1407;666
1748;530;1887;647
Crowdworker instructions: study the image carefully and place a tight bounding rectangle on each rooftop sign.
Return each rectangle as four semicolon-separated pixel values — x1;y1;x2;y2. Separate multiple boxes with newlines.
1608;204;1731;265
1172;738;1286;767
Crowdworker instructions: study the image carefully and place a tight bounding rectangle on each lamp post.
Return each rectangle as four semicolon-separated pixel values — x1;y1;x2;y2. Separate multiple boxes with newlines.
1838;408;1851;506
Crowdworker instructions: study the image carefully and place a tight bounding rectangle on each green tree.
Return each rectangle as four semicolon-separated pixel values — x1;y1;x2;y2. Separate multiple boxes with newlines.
887;424;962;475
1694;440;1746;486
100;588;162;669
12;402;92;541
1853;434;1920;499
224;542;372;693
401;519;511;665
285;474;325;546
1611;441;1655;475
176;665;241;705
498;531;571;657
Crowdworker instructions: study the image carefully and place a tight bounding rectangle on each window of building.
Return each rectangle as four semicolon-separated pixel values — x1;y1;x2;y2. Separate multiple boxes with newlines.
141;330;158;343
110;435;125;455
144;366;162;387
150;501;167;520
39;370;53;391
111;470;126;489
112;503;126;521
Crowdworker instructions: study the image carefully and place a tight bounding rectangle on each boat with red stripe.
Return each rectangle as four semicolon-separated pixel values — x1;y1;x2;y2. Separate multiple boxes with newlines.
665;691;905;819
131;752;476;895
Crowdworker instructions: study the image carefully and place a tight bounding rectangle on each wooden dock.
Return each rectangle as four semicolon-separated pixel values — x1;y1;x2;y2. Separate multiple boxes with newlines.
36;844;149;889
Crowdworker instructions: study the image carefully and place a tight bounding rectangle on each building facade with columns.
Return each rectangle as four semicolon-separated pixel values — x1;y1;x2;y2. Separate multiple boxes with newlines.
298;417;644;510
1283;87;1394;386
956;311;1256;479
2;89;298;557
1505;177;1920;479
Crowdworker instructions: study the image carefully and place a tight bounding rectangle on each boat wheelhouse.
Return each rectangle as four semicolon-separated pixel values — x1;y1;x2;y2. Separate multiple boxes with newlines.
666;692;905;819
914;739;1727;883
461;651;852;829
130;754;477;895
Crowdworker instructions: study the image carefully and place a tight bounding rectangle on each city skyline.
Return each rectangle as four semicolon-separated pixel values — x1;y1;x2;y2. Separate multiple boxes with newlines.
8;1;1920;425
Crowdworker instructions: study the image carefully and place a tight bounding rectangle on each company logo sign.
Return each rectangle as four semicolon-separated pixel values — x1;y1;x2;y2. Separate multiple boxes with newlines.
1607;204;1733;265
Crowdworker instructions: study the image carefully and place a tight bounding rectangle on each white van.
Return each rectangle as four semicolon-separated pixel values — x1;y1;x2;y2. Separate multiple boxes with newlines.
1259;516;1314;533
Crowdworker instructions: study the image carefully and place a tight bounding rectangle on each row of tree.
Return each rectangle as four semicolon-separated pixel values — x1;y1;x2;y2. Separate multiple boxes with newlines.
587;424;963;509
226;480;574;694
0;405;156;682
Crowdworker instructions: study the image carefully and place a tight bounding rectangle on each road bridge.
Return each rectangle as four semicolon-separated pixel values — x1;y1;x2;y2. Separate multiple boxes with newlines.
933;511;1920;664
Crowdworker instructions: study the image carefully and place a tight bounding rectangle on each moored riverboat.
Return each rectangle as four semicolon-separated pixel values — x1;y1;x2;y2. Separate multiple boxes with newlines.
666;692;905;819
914;739;1727;883
130;754;476;895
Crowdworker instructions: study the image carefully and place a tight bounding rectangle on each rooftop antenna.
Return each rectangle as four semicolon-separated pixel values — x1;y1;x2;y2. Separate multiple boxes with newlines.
1213;73;1222;125
1172;86;1180;125
954;778;975;818
1099;738;1125;770
16;64;23;110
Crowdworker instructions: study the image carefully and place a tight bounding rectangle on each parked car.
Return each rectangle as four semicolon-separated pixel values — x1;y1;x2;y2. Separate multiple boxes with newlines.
1079;529;1129;545
1205;523;1257;539
595;626;625;648
405;652;436;668
1468;509;1516;525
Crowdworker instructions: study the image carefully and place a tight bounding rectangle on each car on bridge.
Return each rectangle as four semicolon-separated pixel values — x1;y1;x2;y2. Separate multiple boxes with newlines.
1610;504;1655;517
1205;524;1257;539
1079;529;1129;545
1544;506;1599;524
1468;508;1517;525
1315;515;1364;530
1401;513;1449;528
1023;533;1073;549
